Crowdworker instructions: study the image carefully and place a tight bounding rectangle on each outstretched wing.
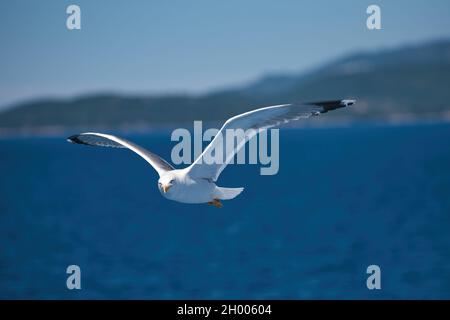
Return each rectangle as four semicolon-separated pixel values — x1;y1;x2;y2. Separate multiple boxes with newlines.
186;99;355;181
67;132;174;177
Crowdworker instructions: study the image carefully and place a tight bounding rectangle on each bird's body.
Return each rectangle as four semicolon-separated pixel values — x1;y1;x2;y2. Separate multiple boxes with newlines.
158;169;243;206
159;169;216;204
67;99;355;207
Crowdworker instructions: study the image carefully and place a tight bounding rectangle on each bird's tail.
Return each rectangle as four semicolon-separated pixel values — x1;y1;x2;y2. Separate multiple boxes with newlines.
215;187;244;200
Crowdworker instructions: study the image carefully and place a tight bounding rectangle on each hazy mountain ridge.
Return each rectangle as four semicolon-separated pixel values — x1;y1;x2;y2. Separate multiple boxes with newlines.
1;39;450;134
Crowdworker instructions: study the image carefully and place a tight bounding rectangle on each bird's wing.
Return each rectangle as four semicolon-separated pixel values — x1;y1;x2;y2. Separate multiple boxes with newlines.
186;100;355;181
67;132;174;177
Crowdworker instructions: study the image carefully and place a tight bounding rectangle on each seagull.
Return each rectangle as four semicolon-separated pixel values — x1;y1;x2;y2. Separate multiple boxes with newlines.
67;99;355;207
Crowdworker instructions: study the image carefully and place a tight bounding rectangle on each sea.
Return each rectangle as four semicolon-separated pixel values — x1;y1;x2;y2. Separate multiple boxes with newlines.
1;121;450;299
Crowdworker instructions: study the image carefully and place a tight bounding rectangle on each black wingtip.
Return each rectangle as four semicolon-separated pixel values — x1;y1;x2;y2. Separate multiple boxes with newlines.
341;99;356;107
67;135;87;145
306;99;356;113
67;135;76;143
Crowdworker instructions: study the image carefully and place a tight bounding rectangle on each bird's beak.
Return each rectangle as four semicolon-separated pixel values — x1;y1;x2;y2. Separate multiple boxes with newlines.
162;185;171;193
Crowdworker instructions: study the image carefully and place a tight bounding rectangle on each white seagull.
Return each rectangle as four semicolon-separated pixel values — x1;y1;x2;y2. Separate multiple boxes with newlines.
67;99;355;207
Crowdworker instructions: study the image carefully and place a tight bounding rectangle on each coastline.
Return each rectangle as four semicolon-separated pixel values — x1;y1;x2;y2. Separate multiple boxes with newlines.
0;112;449;139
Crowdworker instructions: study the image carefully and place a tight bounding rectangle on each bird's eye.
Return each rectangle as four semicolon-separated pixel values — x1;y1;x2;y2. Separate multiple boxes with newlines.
158;182;162;186
169;179;174;184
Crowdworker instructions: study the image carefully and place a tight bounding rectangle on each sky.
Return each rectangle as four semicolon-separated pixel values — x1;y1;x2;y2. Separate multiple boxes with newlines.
1;0;450;108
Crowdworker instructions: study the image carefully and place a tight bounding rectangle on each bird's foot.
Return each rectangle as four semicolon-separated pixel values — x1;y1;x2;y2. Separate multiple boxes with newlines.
207;199;223;208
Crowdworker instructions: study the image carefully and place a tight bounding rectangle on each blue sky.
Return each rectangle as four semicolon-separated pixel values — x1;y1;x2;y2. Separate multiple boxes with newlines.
1;0;450;107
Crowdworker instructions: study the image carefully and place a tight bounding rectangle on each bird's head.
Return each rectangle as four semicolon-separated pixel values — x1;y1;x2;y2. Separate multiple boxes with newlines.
158;174;176;194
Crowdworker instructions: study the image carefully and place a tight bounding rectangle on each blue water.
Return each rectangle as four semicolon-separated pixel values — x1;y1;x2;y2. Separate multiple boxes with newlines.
1;122;450;299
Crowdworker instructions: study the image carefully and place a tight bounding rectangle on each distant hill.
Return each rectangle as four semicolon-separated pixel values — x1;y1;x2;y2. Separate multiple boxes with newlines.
1;39;450;134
